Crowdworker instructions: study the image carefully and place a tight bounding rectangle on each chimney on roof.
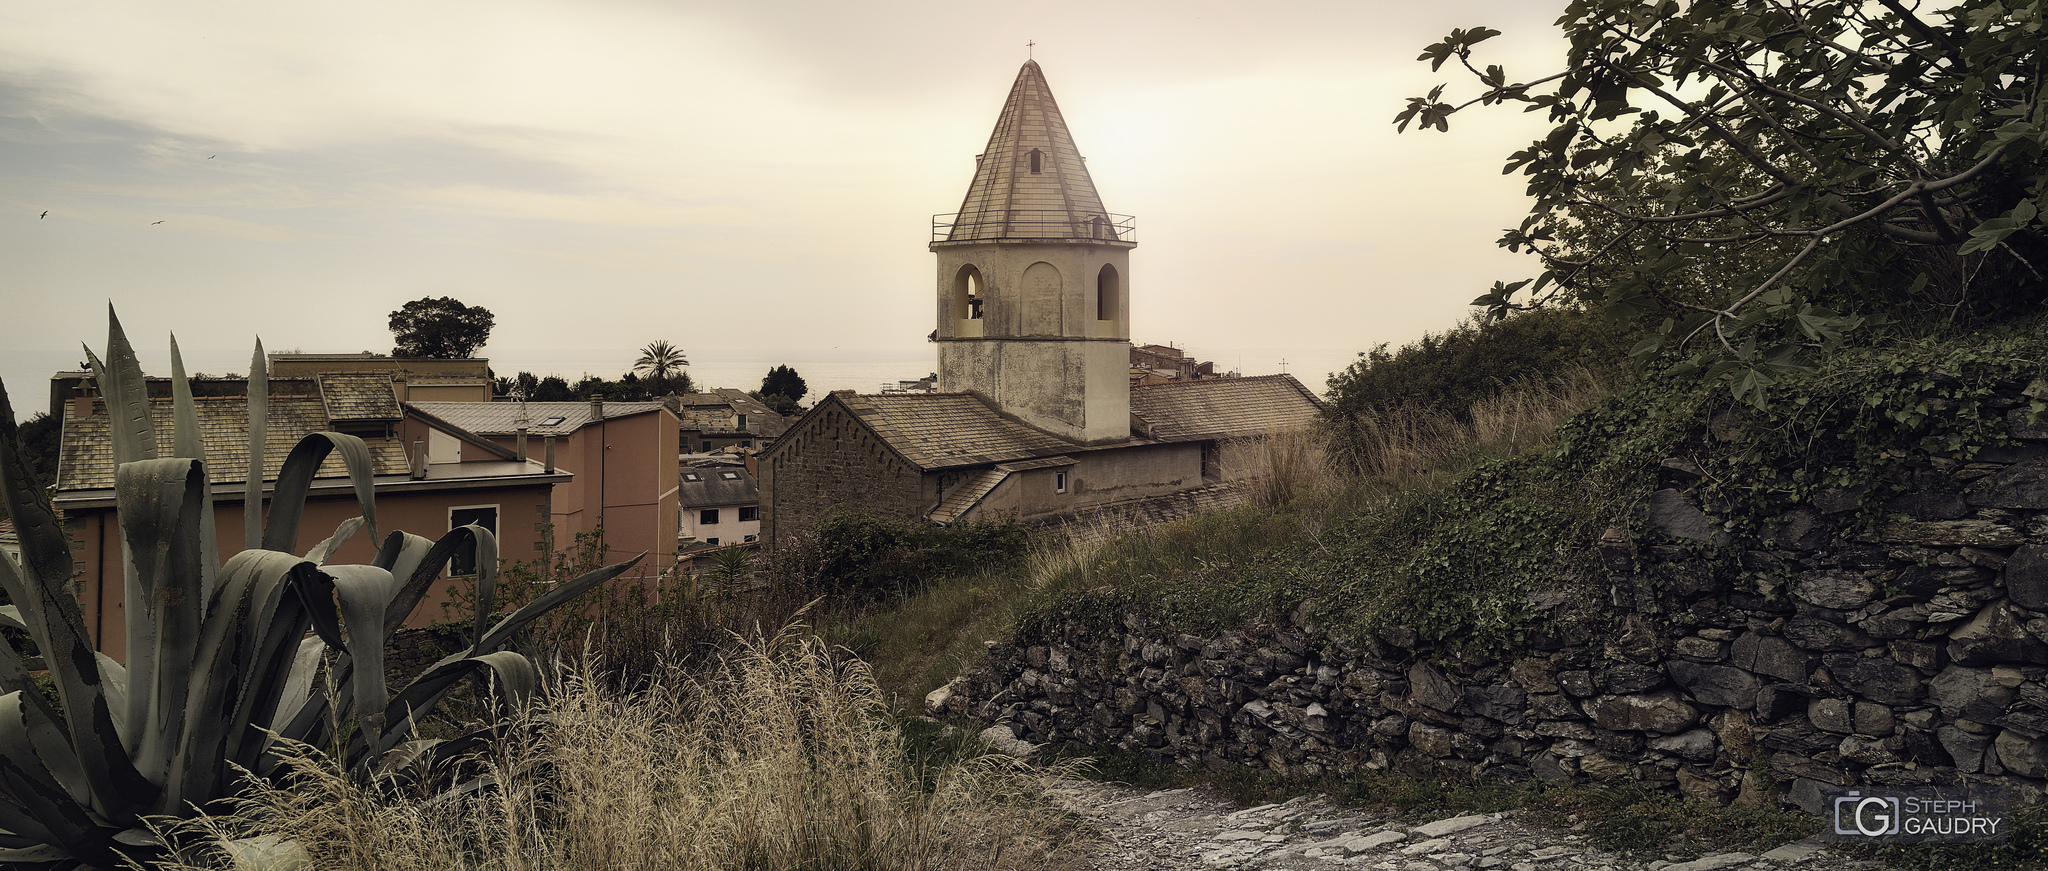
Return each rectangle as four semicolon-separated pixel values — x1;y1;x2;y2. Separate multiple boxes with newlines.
516;425;528;462
589;396;603;422
409;439;427;480
544;434;556;473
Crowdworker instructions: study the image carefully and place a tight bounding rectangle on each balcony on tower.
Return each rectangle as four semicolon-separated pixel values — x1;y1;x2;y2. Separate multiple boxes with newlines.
932;210;1137;245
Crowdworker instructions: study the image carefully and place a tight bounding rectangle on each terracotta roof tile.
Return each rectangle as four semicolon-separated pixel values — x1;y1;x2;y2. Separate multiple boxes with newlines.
317;373;402;421
56;396;407;491
1129;375;1324;442
408;401;668;436
838;392;1076;470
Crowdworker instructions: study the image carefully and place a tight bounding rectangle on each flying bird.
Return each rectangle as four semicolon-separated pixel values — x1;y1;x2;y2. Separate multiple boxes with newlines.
39;211;47;219
152;220;164;225
208;155;215;159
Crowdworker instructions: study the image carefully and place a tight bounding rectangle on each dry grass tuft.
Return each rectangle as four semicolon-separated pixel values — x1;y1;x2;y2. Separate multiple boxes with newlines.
1331;367;1611;487
151;630;1087;871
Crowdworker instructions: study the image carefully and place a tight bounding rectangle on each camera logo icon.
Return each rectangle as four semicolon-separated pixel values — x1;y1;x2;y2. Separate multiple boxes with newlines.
1833;791;1901;837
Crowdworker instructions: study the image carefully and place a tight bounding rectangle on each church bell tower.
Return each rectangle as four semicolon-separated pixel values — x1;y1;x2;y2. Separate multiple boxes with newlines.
931;60;1135;444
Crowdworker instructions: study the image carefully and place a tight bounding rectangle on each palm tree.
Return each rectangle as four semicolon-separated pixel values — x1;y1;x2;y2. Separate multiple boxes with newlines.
633;340;690;394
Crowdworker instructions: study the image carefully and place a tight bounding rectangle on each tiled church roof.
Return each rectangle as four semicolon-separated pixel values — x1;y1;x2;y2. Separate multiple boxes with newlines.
943;61;1117;243
1130;375;1326;442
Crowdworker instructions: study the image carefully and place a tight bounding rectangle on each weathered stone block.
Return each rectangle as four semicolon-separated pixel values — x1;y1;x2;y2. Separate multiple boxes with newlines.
1511;658;1559;693
1949;602;2048;666
1588;691;1700;734
1648;728;1718;763
2004;543;2048;611
1650;489;1724;544
1970;458;2048;509
1826;655;1926;706
1409;722;1455;758
1880;519;2026;548
1731;633;1813;682
1667;661;1763;709
1598;662;1667;694
1675;636;1729;662
1996;729;2048;778
1929;666;2016;720
1855;701;1896;737
1794;570;1877;610
1464;684;1526;725
1783;616;1877;652
1809;697;1854;734
1408;662;1461;713
1530;693;1581;720
1558;670;1596;697
1839;735;1898;766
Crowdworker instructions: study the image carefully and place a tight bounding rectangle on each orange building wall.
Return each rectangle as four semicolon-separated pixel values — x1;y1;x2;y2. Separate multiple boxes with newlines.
66;483;554;661
477;411;679;579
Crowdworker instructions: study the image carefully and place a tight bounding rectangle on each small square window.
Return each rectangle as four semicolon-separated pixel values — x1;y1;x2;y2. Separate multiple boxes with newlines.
706;537;719;546
744;533;758;543
720;471;740;480
539;416;567;427
739;506;758;522
683;472;701;482
701;508;720;525
1055;472;1068;494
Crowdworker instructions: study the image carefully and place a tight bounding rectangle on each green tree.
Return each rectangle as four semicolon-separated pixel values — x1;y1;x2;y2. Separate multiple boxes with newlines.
632;340;691;394
389;296;495;358
757;364;808;413
1400;0;2048;406
13;411;59;491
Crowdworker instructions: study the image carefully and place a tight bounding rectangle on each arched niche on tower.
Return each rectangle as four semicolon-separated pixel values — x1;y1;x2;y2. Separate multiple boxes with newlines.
1021;261;1063;337
1094;263;1122;335
951;264;985;338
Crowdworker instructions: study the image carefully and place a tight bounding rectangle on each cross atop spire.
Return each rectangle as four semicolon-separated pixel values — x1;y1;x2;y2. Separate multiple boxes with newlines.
940;61;1125;244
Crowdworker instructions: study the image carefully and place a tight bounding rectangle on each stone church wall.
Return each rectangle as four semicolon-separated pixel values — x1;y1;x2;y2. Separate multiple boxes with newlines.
758;401;927;546
943;448;2048;812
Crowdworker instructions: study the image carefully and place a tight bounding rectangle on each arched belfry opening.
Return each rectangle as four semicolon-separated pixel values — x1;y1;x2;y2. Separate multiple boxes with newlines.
1028;149;1044;174
1096;263;1120;323
952;264;986;337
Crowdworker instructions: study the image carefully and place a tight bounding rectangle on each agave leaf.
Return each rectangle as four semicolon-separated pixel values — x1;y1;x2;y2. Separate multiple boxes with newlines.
303;516;365;565
0;692;122;868
95;653;130;748
380;650;537;758
217;554;327;779
472;556;641;655
0;605;22;633
88;307;156;468
0;382;157;819
255;636;327;768
372;531;435;633
379;528;471;635
165;336;205;463
0;844;70;862
464;525;499;648
167;336;221;603
322;565;395;751
259;433;378;554
116;457;209;789
245;337;268;551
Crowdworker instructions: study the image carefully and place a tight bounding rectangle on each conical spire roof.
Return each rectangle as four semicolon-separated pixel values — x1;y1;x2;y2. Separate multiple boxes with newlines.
942;61;1128;244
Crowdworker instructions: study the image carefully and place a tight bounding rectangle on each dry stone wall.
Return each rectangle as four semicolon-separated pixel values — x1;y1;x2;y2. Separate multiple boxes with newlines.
945;425;2048;813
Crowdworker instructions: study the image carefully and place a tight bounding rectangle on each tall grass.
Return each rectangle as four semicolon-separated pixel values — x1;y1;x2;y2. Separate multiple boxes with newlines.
1329;367;1612;487
150;631;1085;871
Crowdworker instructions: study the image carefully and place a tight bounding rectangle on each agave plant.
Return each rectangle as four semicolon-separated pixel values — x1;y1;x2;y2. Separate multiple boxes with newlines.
0;310;636;868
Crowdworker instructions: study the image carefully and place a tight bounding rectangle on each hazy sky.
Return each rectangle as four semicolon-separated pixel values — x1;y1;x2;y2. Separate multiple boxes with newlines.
1;1;1569;415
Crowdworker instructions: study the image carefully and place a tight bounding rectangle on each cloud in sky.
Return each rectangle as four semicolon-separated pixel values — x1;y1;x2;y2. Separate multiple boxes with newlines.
0;0;1570;410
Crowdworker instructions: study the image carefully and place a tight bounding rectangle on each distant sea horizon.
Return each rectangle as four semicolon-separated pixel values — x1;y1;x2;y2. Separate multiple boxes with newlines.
1;345;1362;422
